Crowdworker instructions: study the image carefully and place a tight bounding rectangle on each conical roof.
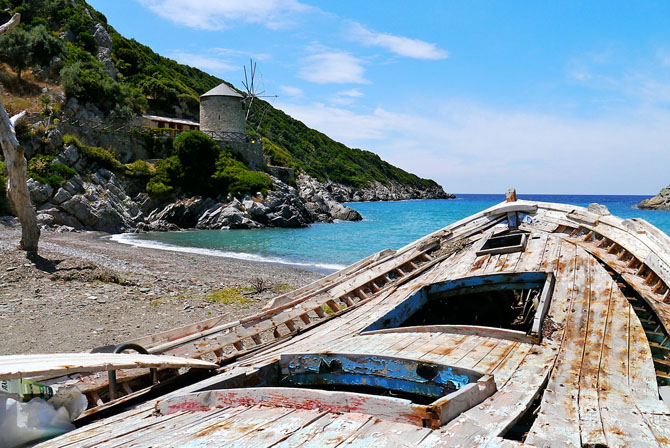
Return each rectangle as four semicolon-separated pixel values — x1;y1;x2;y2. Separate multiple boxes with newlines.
200;83;243;98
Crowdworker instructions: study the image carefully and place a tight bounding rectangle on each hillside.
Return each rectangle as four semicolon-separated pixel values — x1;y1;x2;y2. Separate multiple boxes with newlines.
0;0;447;193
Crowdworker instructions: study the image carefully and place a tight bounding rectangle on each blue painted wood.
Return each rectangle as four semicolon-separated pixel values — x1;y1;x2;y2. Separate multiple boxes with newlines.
281;353;476;400
283;373;450;398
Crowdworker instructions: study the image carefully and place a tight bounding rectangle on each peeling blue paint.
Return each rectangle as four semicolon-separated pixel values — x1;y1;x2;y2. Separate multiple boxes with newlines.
282;354;472;399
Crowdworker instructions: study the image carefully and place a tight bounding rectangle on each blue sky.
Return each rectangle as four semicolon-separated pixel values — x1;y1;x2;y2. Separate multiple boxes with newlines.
87;1;670;195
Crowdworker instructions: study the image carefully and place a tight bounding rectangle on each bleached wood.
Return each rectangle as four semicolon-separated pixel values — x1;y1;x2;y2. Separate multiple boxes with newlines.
0;353;217;379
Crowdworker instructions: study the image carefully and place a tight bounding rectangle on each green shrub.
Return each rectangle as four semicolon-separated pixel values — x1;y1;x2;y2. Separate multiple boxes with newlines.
124;160;154;177
145;156;180;197
27;154;74;187
212;150;273;196
60;60;146;114
172;130;218;195
261;137;298;170
146;180;172;197
63;135;122;171
51;162;76;178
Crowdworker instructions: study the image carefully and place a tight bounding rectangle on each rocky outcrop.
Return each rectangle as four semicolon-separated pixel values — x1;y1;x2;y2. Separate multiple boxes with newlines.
297;174;362;222
147;177;324;230
32;168;144;233
323;179;454;202
27;144;364;232
638;186;670;211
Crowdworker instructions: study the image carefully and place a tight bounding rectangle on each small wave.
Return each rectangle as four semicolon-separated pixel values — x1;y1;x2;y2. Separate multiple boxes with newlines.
110;233;344;272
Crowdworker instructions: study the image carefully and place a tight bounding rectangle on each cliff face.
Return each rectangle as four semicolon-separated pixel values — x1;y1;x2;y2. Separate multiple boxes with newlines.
638;186;670;211
26;139;365;232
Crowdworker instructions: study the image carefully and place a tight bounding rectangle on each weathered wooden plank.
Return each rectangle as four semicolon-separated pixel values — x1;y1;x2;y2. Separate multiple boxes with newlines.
514;233;548;273
163;405;297;447
471;341;519;375
339;417;432;447
452;338;501;371
98;408;240;448
0;353;217;380
272;412;373;448
421;335;487;366
501;250;522;272
577;259;610;447
157;388;430;427
484;203;538;217
364;324;535;344
525;245;588;447
215;409;329;448
597;285;659;447
488;342;533;389
641;413;670;447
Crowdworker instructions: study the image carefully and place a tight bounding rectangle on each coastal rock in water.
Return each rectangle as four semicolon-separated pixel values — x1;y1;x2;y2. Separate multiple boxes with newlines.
638;186;670;211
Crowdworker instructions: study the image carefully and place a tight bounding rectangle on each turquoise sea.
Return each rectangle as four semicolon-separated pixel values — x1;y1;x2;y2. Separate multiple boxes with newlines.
113;194;670;274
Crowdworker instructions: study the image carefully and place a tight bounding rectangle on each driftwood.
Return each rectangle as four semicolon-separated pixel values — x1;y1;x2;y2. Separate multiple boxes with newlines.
0;13;40;251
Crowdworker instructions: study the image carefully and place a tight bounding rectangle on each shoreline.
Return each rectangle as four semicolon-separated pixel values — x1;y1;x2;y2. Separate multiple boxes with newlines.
0;222;322;355
111;232;344;275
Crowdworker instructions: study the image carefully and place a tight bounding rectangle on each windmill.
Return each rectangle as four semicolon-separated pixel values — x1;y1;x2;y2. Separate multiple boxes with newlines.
241;58;277;131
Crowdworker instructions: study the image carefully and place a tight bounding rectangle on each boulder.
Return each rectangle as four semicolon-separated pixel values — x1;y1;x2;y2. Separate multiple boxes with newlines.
54;144;80;167
638;186;670;211
297;174;362;222
52;187;72;205
27;179;53;206
60;195;98;227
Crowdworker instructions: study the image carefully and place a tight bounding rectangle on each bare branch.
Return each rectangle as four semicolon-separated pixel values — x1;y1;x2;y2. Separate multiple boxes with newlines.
0;13;20;35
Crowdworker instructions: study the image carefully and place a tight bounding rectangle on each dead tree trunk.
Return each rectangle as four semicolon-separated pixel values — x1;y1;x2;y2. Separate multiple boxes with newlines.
0;13;40;251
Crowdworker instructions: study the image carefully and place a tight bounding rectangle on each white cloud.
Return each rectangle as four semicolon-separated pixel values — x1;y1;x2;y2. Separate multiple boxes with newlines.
299;51;368;84
169;51;237;74
349;22;448;60
337;89;364;98
280;85;304;97
275;100;670;194
136;0;310;30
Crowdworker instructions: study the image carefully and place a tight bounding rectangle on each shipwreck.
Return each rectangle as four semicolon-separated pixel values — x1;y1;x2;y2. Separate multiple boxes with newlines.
3;192;670;447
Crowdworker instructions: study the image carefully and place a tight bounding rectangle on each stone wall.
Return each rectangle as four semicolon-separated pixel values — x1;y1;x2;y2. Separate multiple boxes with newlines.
223;140;266;171
200;96;246;135
59;123;173;162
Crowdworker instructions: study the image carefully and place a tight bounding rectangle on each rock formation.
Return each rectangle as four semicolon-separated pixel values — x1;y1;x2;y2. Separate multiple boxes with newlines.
638;186;670;211
26;143;366;233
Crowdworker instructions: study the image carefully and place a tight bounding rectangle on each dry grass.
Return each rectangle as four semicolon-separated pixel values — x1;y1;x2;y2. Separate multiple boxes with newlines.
0;65;63;116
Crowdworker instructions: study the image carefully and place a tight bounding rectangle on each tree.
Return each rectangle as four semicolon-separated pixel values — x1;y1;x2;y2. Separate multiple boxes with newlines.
0;25;31;80
0;13;40;251
0;23;63;81
173;131;219;195
29;24;64;67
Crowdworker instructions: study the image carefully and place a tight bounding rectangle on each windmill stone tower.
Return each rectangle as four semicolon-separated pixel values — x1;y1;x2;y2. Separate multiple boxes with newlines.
199;83;245;138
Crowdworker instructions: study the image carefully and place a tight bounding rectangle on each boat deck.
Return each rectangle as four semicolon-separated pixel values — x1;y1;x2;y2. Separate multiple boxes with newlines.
36;200;670;447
